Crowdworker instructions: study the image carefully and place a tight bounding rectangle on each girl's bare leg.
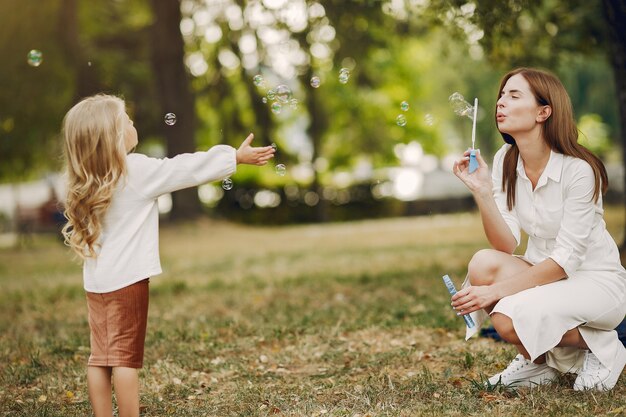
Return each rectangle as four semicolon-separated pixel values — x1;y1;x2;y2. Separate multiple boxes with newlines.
112;367;139;417
87;366;113;417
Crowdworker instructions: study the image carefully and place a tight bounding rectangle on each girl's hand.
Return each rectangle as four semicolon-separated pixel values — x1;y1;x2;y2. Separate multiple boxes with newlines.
450;284;500;315
236;133;275;165
452;149;491;196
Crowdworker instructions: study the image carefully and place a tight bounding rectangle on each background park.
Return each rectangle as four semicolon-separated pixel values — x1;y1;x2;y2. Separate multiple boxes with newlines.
1;0;626;415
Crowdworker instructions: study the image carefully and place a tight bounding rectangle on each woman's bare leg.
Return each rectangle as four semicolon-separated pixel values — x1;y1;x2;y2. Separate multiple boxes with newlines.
491;312;547;363
557;328;589;349
468;250;546;362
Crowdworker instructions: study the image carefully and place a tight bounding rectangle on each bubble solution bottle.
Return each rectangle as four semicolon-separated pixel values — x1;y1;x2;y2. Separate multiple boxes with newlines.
442;274;475;328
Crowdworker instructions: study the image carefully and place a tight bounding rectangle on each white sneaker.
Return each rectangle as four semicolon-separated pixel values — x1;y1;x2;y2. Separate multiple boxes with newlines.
573;348;626;391
488;354;559;388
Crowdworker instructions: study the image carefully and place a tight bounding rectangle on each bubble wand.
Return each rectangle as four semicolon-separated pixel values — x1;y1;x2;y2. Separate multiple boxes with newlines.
468;97;479;174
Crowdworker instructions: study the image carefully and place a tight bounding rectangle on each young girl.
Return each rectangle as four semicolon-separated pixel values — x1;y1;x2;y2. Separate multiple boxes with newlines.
61;94;274;417
452;68;626;391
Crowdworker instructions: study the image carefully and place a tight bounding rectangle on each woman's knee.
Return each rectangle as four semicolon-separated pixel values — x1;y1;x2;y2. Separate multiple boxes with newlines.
468;249;501;286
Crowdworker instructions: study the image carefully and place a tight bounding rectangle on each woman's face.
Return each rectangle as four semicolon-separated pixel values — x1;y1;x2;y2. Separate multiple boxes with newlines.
496;73;546;137
123;113;138;152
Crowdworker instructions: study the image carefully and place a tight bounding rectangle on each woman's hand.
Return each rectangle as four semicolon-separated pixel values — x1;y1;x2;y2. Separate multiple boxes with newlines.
450;284;500;315
236;133;275;165
452;149;491;196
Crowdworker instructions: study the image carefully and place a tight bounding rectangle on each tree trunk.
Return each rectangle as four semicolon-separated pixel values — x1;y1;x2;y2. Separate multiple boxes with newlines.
304;66;330;222
149;0;200;220
58;0;101;100
601;0;626;260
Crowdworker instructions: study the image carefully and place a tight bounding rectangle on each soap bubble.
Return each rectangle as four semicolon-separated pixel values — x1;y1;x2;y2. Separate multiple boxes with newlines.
271;142;278;151
396;114;407;127
424;113;434;126
222;178;233;190
253;74;265;87
400;101;410;112
275;164;286;176
27;50;43;67
310;76;321;88
164;113;177;126
267;88;276;101
289;98;299;109
271;102;282;114
274;84;292;103
262;97;267;103
338;68;350;84
449;92;474;120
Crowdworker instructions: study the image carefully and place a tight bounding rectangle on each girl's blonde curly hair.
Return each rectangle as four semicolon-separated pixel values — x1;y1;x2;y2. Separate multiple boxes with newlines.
61;94;128;258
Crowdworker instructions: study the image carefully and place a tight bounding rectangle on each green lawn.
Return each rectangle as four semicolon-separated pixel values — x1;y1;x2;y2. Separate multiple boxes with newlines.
1;208;625;416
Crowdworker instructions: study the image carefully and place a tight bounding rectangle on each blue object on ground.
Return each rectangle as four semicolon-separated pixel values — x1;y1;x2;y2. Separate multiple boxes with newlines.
480;326;503;341
481;318;626;347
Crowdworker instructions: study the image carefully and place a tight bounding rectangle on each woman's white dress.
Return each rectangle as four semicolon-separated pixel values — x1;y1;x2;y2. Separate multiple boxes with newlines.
464;144;626;373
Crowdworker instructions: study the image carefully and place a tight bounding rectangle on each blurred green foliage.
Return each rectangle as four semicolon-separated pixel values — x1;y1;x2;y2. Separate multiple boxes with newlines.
0;0;619;188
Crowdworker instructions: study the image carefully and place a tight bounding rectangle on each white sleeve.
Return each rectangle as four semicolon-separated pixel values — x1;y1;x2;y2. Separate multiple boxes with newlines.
548;161;596;277
491;144;521;246
126;145;237;199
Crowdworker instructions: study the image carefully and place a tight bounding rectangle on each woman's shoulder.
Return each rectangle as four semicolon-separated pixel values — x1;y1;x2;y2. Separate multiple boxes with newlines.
560;153;593;170
555;154;595;187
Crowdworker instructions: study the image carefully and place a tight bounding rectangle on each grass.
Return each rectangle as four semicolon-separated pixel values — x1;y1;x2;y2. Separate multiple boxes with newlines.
0;208;625;416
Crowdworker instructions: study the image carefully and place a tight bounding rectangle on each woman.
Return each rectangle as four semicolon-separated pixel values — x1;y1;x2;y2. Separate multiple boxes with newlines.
451;67;626;391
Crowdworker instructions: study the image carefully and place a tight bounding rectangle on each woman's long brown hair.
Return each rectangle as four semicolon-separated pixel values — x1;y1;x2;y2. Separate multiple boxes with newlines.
498;68;608;211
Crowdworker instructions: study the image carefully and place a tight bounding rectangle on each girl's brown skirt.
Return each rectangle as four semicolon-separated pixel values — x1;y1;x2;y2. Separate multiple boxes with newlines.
86;279;149;368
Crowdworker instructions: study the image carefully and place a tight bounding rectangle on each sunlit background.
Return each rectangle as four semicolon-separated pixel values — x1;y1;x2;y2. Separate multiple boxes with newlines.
0;0;623;238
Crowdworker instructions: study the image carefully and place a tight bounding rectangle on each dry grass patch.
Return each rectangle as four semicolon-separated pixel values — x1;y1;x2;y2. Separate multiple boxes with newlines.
1;208;625;416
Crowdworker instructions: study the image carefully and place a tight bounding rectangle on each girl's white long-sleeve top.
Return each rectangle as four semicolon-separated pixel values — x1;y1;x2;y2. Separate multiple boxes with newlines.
82;145;237;293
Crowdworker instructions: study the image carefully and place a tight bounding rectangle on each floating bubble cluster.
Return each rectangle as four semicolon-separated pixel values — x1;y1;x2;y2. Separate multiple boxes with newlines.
221;178;233;190
27;50;43;67
253;74;265;87
448;92;474;120
164;113;177;126
338;68;350;84
274;84;292;103
271;102;282;114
